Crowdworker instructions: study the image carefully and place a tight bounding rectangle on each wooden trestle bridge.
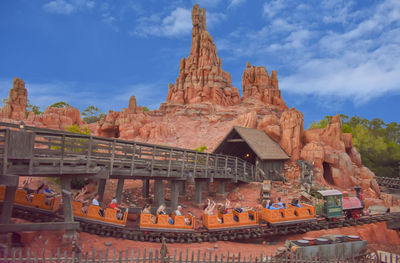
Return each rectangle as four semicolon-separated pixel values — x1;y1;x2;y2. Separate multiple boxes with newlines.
0;121;256;234
376;176;400;190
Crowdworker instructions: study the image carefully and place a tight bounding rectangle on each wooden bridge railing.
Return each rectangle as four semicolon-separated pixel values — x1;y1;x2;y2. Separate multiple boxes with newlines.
376;176;400;190
0;122;256;182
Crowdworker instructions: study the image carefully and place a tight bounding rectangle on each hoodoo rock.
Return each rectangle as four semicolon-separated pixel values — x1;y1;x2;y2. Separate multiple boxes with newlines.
165;4;240;106
242;62;287;110
0;77;28;120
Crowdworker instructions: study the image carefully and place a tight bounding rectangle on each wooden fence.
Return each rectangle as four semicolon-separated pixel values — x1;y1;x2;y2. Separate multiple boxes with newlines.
0;247;398;263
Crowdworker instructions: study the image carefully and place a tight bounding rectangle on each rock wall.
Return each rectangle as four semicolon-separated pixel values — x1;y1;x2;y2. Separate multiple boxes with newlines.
166;4;240;106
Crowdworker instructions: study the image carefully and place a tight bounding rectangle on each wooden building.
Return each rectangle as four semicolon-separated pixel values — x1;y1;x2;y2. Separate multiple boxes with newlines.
213;126;290;181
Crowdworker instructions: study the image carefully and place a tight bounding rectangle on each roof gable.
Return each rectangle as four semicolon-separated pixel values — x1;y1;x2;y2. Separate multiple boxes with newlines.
214;126;290;160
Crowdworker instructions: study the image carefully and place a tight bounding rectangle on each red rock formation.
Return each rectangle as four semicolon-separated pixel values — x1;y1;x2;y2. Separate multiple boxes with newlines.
166;4;240;106
30;106;84;130
242;62;287;109
279;108;304;160
0;77;28;120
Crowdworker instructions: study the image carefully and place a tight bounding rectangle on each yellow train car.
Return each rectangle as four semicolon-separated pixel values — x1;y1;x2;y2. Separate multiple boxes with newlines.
140;213;195;231
260;203;316;225
202;210;258;230
72;201;128;226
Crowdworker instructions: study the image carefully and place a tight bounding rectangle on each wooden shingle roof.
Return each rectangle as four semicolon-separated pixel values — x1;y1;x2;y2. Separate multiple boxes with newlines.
214;126;290;160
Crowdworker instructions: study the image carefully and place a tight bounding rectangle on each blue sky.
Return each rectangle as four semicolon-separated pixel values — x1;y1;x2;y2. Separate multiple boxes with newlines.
0;0;399;127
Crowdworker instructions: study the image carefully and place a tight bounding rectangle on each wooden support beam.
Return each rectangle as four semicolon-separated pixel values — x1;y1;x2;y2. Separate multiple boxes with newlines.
97;179;106;203
0;222;79;232
1;185;17;224
194;180;202;204
170;180;179;211
115;178;125;203
0;175;18;186
226;139;245;143
154;180;165;207
142;179;149;198
2;129;9;175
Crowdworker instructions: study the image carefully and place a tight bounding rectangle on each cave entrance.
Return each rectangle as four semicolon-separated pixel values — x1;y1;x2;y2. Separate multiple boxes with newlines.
114;127;120;138
323;162;334;185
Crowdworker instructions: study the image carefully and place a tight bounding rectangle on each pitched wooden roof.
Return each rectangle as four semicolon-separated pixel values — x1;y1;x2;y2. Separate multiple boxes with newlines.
214;126;290;160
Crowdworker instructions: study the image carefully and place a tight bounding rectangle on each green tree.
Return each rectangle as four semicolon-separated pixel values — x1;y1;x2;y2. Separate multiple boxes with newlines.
142;106;150;112
50;101;70;108
82;105;105;124
309;115;332;129
26;100;42;115
194;145;208;152
1;98;7;106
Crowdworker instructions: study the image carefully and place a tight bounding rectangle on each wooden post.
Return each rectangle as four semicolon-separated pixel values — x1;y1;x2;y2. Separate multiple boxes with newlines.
110;139;116;175
193;152;198;178
218;181;225;195
142;179;150;198
86;135;93;173
60;177;75;239
0;184;17;224
154;180;165;207
170;180;179;211
116;178;125;203
194;180;202;204
59;134;65;175
1;129;8;175
181;150;186;177
130;142;137;176
98;179;106;203
205;153;209;178
151;146;156;176
167;148;173;177
235;157;238;177
224;156;228;177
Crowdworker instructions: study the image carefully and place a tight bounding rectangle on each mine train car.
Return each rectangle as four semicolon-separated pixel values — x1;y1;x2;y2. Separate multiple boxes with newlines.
315;187;364;220
1;184;366;232
140;212;195;232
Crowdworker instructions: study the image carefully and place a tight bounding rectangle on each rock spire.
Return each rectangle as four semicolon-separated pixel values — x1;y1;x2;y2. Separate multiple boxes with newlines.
0;77;28;119
242;62;287;109
166;4;240;106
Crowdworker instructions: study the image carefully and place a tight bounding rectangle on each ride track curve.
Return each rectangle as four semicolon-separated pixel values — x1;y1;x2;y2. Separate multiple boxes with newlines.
9;203;400;244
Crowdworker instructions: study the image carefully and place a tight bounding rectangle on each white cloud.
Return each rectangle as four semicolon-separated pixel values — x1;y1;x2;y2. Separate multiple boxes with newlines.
217;0;400;104
263;0;286;18
43;0;95;15
133;7;226;37
228;0;246;9
194;0;222;8
43;0;75;15
133;7;191;37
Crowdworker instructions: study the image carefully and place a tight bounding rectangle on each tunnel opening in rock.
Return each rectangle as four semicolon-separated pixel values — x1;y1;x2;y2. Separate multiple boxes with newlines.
323;162;334;185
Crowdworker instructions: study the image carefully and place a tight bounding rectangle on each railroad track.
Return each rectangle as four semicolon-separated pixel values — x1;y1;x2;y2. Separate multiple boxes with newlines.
376;177;400;190
10;205;400;243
